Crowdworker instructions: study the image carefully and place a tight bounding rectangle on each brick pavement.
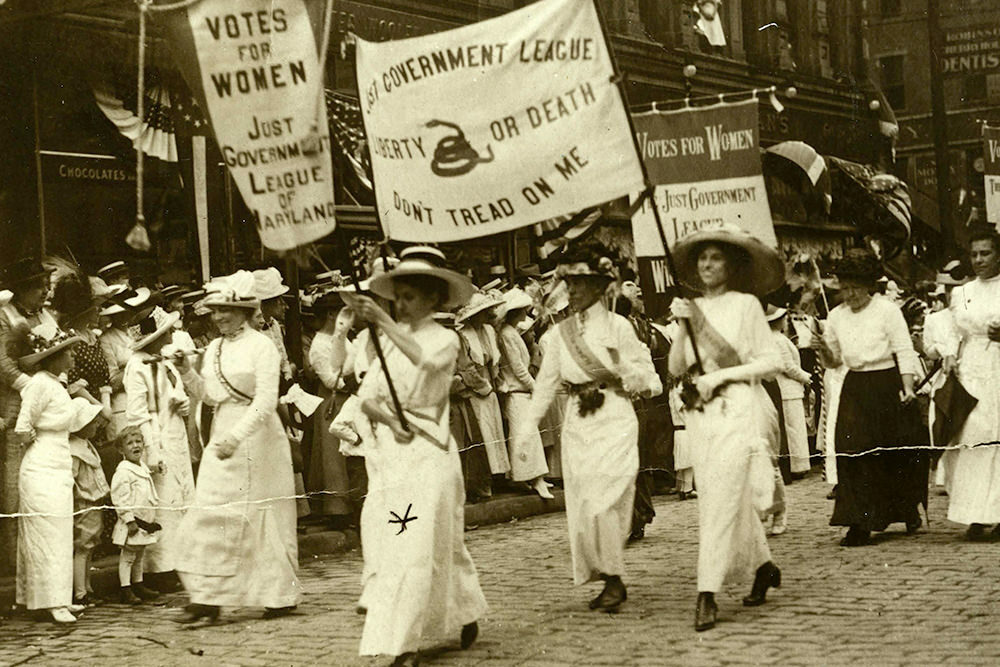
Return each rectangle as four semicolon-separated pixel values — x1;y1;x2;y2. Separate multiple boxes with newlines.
2;473;999;666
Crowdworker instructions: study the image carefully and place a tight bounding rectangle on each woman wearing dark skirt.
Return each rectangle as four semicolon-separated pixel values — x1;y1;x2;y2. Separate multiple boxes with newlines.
814;249;928;547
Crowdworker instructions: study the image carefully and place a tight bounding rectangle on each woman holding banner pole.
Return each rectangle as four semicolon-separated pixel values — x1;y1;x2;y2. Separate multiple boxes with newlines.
667;224;785;632
346;246;487;666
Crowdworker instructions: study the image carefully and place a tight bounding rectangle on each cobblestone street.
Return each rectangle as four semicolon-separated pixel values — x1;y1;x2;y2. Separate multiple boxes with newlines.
2;473;999;666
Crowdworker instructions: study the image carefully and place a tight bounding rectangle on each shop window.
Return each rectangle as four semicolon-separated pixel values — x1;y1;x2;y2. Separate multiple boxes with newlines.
815;0;829;33
963;74;987;105
880;0;902;17
818;38;833;78
878;54;906;110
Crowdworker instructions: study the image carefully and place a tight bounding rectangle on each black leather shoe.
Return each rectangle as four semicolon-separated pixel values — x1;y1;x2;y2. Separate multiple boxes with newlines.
262;606;297;619
390;653;420;666
461;622;479;649
839;526;870;547
119;587;142;606
591;576;627;612
906;517;922;535
132;583;160;601
742;562;781;607
695;592;717;632
628;526;645;542
967;523;988;541
176;603;220;624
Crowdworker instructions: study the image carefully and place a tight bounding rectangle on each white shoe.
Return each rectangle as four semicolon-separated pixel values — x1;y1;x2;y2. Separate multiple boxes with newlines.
533;478;554;500
769;513;787;536
50;608;77;624
67;604;86;613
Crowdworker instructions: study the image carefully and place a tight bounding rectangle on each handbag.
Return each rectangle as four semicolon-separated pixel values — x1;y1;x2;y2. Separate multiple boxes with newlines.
932;371;978;447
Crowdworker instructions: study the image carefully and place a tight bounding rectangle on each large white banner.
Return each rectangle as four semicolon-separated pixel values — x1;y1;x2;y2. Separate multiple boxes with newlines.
165;1;336;251
354;0;644;243
630;100;777;257
984;125;1000;228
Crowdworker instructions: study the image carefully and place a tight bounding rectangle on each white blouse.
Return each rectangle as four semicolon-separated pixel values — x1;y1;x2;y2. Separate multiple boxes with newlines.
950;274;1000;348
823;295;920;377
15;371;76;435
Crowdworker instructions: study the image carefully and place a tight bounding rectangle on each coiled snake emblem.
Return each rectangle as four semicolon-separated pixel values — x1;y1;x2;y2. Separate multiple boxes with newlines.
426;119;494;177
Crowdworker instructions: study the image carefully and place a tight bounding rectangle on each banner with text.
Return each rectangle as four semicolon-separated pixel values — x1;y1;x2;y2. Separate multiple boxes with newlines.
161;1;336;251
984;125;1000;228
630;99;776;258
354;0;644;243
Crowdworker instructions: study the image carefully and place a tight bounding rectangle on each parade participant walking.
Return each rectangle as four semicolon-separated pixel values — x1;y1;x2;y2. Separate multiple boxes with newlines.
0;258;55;573
814;248;926;547
68;397;109;607
940;231;1000;539
347;246;487;666
123;311;195;592
173;271;299;623
455;292;511;481
10;324;82;623
496;287;552;499
768;306;813;478
110;426;161;605
517;242;661;613
666;224;785;632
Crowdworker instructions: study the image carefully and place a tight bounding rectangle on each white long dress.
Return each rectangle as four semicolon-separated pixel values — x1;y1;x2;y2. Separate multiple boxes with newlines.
773;331;812;474
176;326;299;608
101;326;133;436
358;317;487;657
15;371;76;610
524;301;661;585
944;276;1000;524
497;324;548;482
458;325;510;475
124;352;195;573
677;292;781;593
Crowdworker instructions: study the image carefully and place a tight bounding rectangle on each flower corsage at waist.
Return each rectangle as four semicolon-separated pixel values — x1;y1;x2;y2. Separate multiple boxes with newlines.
563;379;630;417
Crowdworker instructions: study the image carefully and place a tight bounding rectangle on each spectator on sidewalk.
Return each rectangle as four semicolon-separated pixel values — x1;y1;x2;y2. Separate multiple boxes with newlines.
69;398;110;607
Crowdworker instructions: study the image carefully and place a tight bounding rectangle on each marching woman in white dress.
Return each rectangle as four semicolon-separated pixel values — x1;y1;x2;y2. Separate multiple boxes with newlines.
941;230;1000;539
124;310;195;592
173;271;299;623
346;246;487;667
517;242;661;613
667;225;785;632
11;324;83;624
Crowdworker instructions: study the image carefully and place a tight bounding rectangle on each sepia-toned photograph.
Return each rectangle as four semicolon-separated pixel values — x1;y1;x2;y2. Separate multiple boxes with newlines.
0;0;997;664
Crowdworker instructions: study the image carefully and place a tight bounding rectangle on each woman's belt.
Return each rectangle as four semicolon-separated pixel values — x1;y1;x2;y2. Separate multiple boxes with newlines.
563;379;626;417
845;360;895;373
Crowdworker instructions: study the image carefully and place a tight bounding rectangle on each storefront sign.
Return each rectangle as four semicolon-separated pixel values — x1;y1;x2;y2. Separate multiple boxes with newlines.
983;124;1000;226
942;25;1000;75
630;99;776;257
41;153;135;184
333;0;454;43
354;0;643;243
162;0;337;251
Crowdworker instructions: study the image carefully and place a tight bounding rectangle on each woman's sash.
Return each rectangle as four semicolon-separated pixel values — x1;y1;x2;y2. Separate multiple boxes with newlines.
557;316;617;384
687;300;742;372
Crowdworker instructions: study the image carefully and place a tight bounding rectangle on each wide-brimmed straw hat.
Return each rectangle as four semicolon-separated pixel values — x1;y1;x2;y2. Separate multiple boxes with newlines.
19;322;82;367
69;397;104;433
765;304;788;322
497;287;533;320
252;267;290;301
203;271;260;309
455;291;503;324
369;246;474;309
555;241;618;282
134;311;181;351
158;285;186;303
99;287;152;316
97;261;129;283
672;223;784;296
832;248;881;285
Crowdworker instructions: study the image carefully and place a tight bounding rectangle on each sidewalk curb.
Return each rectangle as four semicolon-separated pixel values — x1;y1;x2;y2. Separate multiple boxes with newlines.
0;490;566;607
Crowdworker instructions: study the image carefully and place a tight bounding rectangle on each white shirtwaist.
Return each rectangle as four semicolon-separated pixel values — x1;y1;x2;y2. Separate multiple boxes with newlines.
523;302;661;585
942;276;1000;524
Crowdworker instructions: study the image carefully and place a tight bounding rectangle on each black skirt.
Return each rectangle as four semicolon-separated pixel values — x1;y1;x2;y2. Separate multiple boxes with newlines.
830;368;929;531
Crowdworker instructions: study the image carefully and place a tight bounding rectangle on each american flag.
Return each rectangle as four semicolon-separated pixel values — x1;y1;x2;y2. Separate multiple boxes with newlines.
165;72;210;137
326;91;372;192
532;208;603;259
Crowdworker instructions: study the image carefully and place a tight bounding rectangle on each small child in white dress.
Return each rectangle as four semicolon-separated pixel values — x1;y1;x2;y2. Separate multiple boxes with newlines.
69;398;110;606
110;426;161;604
